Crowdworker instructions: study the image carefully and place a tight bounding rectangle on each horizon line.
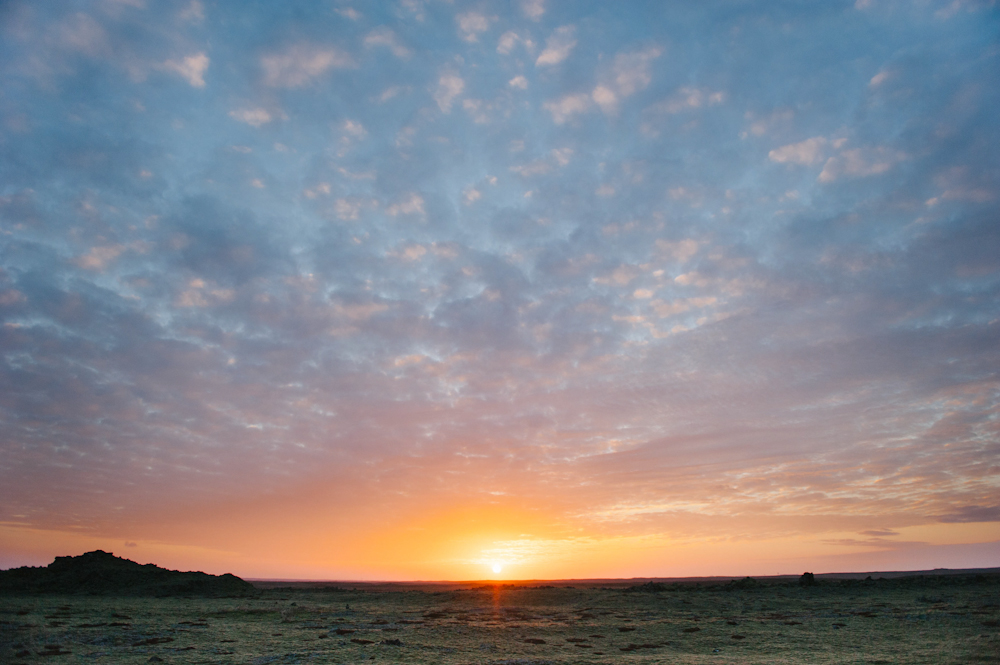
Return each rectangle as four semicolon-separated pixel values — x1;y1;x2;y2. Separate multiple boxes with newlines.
243;565;1000;585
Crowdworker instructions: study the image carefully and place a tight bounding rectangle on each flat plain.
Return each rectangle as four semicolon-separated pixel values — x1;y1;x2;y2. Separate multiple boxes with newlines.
2;576;999;664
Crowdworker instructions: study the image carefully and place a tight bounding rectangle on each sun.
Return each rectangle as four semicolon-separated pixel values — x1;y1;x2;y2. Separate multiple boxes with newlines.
492;563;502;574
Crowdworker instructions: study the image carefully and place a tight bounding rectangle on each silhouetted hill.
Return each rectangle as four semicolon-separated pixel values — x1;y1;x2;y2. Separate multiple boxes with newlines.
0;550;255;597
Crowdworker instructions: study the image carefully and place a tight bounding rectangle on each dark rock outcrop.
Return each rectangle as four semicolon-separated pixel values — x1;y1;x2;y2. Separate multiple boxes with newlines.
0;550;255;597
626;581;668;592
725;576;759;590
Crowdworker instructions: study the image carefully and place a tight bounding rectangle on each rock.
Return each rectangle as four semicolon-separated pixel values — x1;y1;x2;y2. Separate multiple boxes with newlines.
524;638;546;644
799;572;817;586
0;550;255;597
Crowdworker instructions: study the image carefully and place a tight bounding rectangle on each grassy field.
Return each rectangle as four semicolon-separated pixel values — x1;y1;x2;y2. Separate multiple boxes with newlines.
2;576;998;664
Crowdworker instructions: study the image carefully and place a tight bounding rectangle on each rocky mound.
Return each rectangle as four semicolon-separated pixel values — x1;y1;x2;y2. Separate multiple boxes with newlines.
0;550;255;597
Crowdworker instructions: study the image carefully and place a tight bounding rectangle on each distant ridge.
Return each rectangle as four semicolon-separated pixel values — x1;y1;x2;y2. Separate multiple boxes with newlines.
247;566;1000;592
0;550;255;597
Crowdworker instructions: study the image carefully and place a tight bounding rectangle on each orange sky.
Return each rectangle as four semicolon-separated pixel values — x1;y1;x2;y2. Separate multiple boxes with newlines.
3;491;998;580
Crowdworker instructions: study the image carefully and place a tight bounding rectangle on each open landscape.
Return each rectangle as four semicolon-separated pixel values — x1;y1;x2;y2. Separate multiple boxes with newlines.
3;569;999;664
2;4;998;664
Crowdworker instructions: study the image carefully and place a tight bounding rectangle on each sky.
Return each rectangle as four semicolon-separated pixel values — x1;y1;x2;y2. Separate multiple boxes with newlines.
0;0;998;581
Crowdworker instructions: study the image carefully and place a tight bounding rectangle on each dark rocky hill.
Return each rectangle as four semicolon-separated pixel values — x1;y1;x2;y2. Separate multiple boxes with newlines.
0;550;256;597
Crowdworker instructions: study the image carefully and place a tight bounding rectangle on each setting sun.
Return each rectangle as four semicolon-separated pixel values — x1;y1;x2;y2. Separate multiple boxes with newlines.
492;563;502;574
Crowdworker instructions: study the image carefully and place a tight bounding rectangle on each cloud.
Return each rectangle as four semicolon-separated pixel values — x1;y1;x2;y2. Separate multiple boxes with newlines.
333;198;364;220
742;109;794;138
456;11;490;42
175;278;235;307
543;93;590;124
655;239;700;262
56;13;110;57
536;25;576;66
163;53;209;88
434;71;464;113
551;147;573;166
261;44;353;88
650;296;718;317
364;27;410;58
767;136;904;181
497;31;521;55
178;0;204;23
74;245;125;271
768;136;829;165
938;505;1000;523
386;193;425;217
510;160;551;177
656;86;725;114
591;86;617;115
462;98;501;124
521;0;545;20
869;69;893;87
613;47;662;97
509;75;528;90
590;48;663;116
341;119;366;139
860;529;900;537
510;148;573;177
818;146;907;182
228;108;272;127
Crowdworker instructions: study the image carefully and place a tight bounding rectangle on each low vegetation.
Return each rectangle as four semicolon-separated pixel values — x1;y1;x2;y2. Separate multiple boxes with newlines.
1;570;998;663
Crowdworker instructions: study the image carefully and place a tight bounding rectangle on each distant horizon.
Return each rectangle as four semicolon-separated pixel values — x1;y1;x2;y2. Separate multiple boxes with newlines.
5;547;999;586
242;565;1000;585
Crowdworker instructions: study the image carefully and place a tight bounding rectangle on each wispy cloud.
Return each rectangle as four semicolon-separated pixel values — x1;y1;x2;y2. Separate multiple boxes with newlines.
163;52;209;87
456;11;491;43
364;27;411;58
543;93;589;124
229;108;272;127
261;44;353;87
536;25;576;66
434;70;464;112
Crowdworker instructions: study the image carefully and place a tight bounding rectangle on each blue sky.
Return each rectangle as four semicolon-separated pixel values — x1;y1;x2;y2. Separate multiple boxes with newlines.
0;0;998;579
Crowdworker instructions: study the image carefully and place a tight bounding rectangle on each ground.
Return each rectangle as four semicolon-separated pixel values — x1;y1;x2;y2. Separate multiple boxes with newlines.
2;577;998;664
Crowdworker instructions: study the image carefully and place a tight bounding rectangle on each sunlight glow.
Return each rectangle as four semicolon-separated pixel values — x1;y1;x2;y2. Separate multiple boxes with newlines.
492;563;502;574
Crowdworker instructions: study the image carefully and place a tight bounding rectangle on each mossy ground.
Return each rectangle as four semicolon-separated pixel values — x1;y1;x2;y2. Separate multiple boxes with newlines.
2;578;998;664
